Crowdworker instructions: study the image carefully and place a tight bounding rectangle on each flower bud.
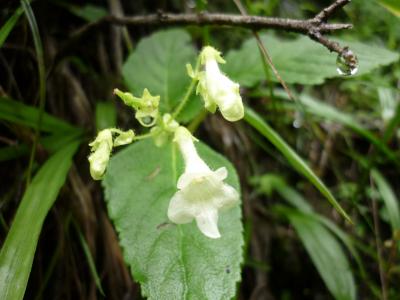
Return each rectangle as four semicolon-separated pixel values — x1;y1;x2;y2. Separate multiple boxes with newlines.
113;129;135;147
114;88;160;127
88;129;113;180
197;46;244;122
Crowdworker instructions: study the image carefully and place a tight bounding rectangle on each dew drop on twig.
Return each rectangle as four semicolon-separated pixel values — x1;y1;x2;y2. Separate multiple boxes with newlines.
138;116;156;127
336;47;359;76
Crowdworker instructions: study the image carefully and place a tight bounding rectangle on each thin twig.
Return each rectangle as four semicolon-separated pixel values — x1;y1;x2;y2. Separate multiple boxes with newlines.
104;12;351;54
65;0;353;56
253;33;296;101
314;0;350;22
105;13;351;33
232;0;297;103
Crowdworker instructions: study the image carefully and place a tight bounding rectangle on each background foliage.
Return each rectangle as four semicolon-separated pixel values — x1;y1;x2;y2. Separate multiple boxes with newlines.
0;0;399;299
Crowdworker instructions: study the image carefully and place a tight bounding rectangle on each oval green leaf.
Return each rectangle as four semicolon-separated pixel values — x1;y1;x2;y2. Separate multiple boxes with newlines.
122;29;201;121
103;139;244;299
224;34;400;86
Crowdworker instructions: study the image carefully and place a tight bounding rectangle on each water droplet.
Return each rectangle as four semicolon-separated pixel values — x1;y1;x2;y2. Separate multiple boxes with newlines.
336;47;358;76
138;116;156;127
293;111;303;128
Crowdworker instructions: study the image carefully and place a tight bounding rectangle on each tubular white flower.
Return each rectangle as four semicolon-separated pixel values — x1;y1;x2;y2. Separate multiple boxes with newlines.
168;126;239;239
197;46;244;122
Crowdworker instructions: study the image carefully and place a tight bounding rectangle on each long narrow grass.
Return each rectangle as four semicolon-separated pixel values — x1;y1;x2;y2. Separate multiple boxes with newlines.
21;0;47;184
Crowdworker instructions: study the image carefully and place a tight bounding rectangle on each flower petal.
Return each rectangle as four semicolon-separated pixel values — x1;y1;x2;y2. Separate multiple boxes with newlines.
214;184;239;210
214;167;228;181
218;94;244;122
167;191;194;224
195;208;221;239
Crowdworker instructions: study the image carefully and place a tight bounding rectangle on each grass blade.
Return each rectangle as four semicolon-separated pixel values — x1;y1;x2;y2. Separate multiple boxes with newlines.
244;107;352;223
74;221;105;296
371;169;400;232
0;130;83;162
383;102;400;143
276;206;356;300
269;90;398;164
0;6;23;47
0;140;80;300
253;174;364;277
0;97;78;133
375;0;400;17
21;0;47;183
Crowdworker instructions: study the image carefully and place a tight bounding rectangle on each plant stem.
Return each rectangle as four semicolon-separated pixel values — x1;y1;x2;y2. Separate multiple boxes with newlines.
133;132;155;141
171;59;200;119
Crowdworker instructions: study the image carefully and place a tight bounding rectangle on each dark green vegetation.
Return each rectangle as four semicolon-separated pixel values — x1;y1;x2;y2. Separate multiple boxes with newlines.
1;0;399;299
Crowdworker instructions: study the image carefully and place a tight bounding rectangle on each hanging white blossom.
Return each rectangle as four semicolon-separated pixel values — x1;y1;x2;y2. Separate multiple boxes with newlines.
196;46;244;122
168;126;239;238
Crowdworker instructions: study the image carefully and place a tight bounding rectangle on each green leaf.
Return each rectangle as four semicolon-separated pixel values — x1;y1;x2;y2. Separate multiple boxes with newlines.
122;29;202;120
0;6;23;47
375;0;400;17
0;141;80;300
103;139;243;299
224;34;400;86
253;174;364;272
277;207;356;300
58;3;108;22
95;102;117;130
0;97;78;133
244;107;352;223
0;130;82;162
371;169;400;231
383;96;400;143
71;4;107;22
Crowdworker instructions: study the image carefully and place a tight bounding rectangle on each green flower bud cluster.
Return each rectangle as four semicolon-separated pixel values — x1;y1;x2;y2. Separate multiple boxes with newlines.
88;128;134;180
114;88;160;127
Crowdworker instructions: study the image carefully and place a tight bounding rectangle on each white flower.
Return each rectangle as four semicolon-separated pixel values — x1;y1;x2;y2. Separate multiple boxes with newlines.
197;46;244;122
168;126;239;239
88;129;113;180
